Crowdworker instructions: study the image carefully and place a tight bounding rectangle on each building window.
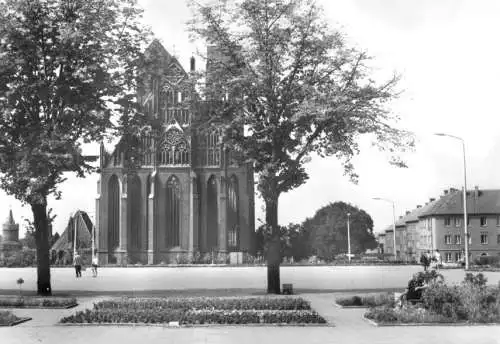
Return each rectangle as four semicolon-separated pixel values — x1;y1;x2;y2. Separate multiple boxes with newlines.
480;217;487;227
496;216;500;226
445;252;452;263
480;233;488;245
444;235;452;245
455;252;462;262
454;217;461;227
454;235;461;244
165;176;181;247
444;217;451;227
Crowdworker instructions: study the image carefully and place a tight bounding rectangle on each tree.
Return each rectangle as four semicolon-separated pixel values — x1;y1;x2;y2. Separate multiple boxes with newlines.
188;0;413;293
304;202;377;261
0;0;149;295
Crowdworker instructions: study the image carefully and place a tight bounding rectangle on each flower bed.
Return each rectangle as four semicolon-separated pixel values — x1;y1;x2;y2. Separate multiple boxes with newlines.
60;296;327;325
0;296;78;309
0;310;31;326
336;293;394;308
364;272;500;325
94;296;311;311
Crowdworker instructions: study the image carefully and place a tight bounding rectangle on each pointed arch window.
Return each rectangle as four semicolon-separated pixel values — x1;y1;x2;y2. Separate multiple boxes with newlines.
166;176;181;247
227;175;239;250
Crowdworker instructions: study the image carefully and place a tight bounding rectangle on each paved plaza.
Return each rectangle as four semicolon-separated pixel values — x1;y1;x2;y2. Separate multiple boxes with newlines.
1;266;500;344
2;265;500;294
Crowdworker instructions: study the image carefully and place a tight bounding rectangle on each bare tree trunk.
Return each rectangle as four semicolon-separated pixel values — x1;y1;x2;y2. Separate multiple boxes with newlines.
31;203;52;296
265;196;281;294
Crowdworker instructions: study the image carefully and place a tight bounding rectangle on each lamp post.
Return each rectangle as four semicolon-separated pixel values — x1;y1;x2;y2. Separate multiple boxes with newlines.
373;198;397;260
434;133;469;270
347;212;351;263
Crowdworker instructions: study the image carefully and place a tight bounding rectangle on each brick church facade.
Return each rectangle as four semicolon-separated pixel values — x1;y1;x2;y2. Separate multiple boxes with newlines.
95;41;255;265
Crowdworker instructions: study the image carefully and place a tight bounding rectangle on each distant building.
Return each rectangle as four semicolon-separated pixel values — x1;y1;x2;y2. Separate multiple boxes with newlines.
379;186;500;264
420;187;500;263
0;209;22;258
51;210;94;264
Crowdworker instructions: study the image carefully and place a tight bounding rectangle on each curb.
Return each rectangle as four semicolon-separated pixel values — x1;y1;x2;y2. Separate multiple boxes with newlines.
57;322;332;328
334;303;370;309
0;303;78;310
0;317;32;327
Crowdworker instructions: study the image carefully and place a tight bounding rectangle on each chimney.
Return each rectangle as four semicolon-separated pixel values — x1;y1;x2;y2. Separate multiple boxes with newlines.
406;211;411;215
429;198;435;202
417;205;422;208
444;189;448;195
190;56;195;72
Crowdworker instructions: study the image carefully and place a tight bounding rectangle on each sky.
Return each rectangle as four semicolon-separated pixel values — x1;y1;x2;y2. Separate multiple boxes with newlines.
1;0;500;237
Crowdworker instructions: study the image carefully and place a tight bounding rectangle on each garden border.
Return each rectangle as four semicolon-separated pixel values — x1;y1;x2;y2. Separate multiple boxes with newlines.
0;303;78;309
362;315;500;327
333;302;369;309
0;317;32;327
57;322;332;328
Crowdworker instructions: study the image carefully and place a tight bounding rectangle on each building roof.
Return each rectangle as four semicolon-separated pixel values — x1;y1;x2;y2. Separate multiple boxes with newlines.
420;188;500;216
51;210;94;252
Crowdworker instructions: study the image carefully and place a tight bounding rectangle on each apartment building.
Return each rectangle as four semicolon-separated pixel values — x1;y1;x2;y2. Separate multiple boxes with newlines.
378;187;500;264
420;187;500;263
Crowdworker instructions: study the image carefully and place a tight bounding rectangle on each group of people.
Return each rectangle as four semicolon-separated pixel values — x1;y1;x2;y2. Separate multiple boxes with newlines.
73;251;99;278
419;250;442;271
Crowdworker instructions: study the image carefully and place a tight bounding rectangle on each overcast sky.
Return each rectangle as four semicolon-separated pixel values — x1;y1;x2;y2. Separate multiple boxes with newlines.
2;0;500;237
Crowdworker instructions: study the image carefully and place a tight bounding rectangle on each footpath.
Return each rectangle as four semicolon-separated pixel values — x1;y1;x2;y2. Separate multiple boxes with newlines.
1;292;500;344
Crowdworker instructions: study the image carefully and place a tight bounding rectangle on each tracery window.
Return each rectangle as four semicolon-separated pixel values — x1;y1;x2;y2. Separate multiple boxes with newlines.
197;130;221;166
158;128;190;165
227;175;239;250
166;176;181;247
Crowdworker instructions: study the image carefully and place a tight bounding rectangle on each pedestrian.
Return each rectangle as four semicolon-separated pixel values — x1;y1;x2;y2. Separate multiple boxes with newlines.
434;250;442;270
74;252;83;278
91;254;98;278
420;253;429;271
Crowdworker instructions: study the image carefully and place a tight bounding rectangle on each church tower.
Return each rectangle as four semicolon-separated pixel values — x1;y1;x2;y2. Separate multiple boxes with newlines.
96;41;255;265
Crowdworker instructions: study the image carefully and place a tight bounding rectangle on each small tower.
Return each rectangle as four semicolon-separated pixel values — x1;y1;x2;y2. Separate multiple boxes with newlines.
0;209;22;258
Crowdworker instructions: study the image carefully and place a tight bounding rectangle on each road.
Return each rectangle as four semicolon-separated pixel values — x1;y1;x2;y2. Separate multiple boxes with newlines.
1;265;499;294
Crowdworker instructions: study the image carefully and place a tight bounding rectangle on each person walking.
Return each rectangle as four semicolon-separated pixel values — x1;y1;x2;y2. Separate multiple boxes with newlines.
433;250;442;270
420;253;429;271
91;254;98;277
74;252;83;278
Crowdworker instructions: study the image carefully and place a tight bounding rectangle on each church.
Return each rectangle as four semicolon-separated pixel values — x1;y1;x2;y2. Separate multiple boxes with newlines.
95;41;255;265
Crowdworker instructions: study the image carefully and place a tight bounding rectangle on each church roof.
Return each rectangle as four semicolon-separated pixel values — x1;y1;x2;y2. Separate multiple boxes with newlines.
51;210;94;251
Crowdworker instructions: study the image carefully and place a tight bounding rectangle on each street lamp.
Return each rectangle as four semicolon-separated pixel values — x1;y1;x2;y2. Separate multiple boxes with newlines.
434;133;469;270
347;213;351;263
373;197;397;260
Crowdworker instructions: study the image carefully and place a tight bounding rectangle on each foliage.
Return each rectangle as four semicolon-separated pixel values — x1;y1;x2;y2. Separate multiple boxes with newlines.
336;293;394;308
0;296;77;308
255;222;309;261
474;256;500;267
365;305;453;324
0;0;150;294
60;296;325;325
94;296;311;311
0;310;22;325
188;0;413;293
303;202;378;261
464;273;488;288
0;249;36;267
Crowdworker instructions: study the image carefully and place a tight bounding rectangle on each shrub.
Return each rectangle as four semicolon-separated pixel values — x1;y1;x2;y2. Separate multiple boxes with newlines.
0;311;22;325
336;293;394;308
474;255;500;267
0;296;77;308
464;273;488;288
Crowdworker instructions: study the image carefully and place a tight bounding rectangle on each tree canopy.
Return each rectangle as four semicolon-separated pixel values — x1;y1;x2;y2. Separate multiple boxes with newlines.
188;0;413;293
0;0;149;294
